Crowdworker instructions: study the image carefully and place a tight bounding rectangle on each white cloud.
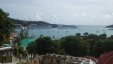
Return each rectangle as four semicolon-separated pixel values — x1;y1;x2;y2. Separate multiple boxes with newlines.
81;12;87;16
36;14;44;21
91;15;96;18
74;14;79;17
0;0;113;25
112;13;113;16
104;14;112;19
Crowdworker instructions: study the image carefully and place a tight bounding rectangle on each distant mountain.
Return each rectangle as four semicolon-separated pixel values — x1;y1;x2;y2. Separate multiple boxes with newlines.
9;18;77;28
9;18;58;28
106;25;113;28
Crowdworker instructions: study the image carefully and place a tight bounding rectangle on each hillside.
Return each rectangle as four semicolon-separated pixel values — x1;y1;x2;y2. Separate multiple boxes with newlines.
9;18;77;28
106;25;113;28
9;18;58;28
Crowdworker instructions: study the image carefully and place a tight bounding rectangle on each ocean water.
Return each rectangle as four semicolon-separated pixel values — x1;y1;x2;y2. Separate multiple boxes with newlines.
16;25;113;48
16;25;113;39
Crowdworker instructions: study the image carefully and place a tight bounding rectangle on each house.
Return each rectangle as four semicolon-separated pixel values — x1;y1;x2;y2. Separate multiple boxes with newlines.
84;56;98;64
98;51;113;64
9;32;17;44
25;54;97;64
41;54;96;64
0;46;13;63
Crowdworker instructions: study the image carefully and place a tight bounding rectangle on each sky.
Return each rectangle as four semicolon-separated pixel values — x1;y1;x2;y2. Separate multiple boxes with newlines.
0;0;113;25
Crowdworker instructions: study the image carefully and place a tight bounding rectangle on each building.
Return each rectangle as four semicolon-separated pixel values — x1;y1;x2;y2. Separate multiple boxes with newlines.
9;32;17;44
38;54;96;64
84;56;98;64
0;46;13;63
98;51;113;64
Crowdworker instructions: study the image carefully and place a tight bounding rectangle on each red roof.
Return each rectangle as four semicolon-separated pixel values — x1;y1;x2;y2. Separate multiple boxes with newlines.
98;51;113;64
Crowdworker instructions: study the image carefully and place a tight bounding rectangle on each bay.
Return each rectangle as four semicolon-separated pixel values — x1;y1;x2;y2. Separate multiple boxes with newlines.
16;25;113;39
15;25;113;48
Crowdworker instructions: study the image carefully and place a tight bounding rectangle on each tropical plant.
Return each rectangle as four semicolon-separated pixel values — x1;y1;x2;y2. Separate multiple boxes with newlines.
0;9;14;43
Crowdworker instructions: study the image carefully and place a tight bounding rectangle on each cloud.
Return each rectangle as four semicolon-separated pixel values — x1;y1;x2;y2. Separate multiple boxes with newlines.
112;13;113;16
103;14;112;19
81;12;87;16
91;16;96;18
0;0;113;25
36;14;44;21
74;12;87;16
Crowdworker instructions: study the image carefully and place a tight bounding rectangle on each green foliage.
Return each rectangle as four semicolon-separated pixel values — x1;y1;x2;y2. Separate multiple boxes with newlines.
27;33;113;57
83;32;89;36
93;39;113;57
52;40;65;54
27;36;56;55
61;35;88;56
27;41;36;54
13;43;24;57
75;33;81;37
0;9;14;42
35;36;54;54
98;33;107;39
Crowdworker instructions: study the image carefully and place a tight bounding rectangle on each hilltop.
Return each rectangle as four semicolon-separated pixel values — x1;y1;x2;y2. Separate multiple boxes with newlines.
9;18;77;28
106;24;113;28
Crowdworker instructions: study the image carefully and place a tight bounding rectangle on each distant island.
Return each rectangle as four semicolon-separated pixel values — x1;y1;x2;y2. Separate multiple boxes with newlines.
106;24;113;28
9;18;77;29
105;24;113;30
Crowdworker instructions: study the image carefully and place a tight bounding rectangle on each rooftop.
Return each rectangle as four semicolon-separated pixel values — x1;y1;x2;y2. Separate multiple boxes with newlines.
0;47;13;51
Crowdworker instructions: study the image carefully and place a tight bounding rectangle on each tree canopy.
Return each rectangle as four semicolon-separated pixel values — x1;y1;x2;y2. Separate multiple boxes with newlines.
27;33;113;57
0;9;14;43
27;36;56;55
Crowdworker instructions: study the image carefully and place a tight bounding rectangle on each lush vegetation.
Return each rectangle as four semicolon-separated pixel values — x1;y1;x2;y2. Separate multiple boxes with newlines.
1;8;113;58
0;9;25;59
0;9;14;43
27;33;113;57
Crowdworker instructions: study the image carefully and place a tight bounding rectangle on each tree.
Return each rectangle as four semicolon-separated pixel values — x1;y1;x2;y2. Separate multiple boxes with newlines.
27;33;113;57
75;33;81;37
36;36;55;55
83;32;89;36
27;41;37;54
0;9;14;43
98;33;107;39
52;40;65;54
61;35;87;56
109;35;113;39
93;40;104;57
27;36;55;55
13;43;24;58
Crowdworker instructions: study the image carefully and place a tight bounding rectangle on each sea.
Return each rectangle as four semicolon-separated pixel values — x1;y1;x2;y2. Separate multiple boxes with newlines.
16;25;113;39
15;25;113;48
